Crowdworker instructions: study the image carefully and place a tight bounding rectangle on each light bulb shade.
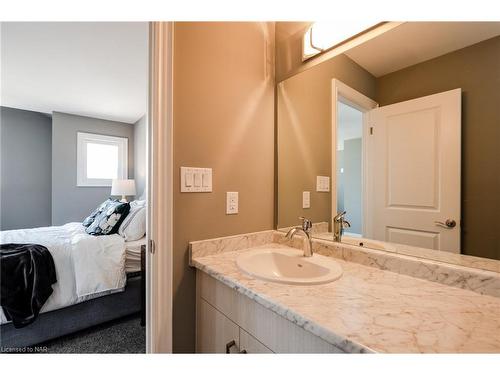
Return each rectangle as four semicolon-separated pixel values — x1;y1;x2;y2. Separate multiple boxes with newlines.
111;179;136;197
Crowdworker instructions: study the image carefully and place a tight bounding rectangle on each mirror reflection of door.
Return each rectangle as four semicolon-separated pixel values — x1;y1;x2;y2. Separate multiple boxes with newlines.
335;84;461;253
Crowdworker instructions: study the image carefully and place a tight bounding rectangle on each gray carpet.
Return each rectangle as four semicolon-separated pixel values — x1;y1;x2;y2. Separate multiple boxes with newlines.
40;314;145;353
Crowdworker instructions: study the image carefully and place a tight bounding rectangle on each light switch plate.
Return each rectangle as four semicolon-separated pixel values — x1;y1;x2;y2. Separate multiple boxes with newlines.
226;192;238;214
302;191;310;209
181;167;212;192
316;176;330;192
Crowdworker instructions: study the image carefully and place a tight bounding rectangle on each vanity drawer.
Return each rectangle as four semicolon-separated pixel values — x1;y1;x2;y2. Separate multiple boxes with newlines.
196;298;239;353
197;270;343;353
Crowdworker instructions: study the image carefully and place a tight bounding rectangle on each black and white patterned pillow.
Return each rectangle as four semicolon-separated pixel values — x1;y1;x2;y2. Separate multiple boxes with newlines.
85;201;130;236
82;198;115;227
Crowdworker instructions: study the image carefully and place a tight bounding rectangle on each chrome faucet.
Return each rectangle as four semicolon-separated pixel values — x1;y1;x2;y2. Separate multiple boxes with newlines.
285;217;313;257
333;211;351;242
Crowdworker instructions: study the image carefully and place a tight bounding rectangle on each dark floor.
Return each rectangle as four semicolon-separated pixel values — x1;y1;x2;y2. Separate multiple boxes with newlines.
39;314;145;353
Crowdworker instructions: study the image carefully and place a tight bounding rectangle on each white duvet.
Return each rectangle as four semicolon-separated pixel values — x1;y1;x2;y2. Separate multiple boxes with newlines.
0;222;126;324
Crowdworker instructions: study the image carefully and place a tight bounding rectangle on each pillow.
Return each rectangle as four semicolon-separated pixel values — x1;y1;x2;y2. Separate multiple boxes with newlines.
131;199;146;208
118;204;146;241
86;201;130;236
82;198;115;227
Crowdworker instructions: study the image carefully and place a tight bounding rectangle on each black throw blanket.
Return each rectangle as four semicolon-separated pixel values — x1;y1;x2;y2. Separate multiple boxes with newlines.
0;243;57;328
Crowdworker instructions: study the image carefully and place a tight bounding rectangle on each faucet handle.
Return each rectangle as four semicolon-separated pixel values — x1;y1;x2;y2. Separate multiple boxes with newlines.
298;217;313;232
333;211;347;222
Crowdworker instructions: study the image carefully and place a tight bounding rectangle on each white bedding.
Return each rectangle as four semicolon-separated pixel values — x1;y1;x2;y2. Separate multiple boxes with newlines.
0;222;126;324
125;236;146;273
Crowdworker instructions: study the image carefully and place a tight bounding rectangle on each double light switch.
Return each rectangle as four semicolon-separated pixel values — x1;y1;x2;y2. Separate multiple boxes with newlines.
181;167;212;192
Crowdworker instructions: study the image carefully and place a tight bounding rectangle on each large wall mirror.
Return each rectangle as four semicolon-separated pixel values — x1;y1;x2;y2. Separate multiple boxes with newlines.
277;22;500;270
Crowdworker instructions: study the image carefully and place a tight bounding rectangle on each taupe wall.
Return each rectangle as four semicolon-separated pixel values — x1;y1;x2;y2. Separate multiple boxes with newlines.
275;22;311;82
376;36;500;261
277;54;376;228
173;22;275;352
51;112;135;225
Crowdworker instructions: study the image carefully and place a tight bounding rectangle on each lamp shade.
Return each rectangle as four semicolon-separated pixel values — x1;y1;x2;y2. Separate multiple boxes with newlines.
111;179;136;197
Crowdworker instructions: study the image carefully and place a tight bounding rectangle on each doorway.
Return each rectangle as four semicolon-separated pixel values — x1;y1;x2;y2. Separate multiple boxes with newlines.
336;101;364;237
331;79;378;237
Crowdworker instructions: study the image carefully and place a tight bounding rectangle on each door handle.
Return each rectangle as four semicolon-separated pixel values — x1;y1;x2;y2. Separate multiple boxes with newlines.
434;219;456;228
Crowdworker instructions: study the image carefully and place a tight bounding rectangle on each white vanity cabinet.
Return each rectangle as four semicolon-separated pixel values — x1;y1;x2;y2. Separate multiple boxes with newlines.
195;271;343;353
196;298;242;353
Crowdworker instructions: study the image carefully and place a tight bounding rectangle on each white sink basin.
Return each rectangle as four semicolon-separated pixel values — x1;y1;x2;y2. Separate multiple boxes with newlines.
236;248;343;285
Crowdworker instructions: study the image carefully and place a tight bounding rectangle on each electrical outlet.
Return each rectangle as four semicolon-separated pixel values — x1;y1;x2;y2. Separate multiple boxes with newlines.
226;192;238;214
303;191;310;209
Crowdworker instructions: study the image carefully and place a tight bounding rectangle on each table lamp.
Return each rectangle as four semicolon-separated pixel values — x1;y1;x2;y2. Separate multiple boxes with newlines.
111;179;136;202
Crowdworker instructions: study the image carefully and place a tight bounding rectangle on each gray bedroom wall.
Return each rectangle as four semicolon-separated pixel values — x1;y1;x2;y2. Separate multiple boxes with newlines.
51;112;135;225
134;115;147;199
0;106;52;230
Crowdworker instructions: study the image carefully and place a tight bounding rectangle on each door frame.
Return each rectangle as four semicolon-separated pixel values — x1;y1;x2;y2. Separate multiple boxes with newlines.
331;79;378;236
147;21;174;353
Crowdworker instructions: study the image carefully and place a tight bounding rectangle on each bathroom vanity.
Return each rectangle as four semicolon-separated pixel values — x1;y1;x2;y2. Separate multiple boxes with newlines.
196;270;339;353
190;23;500;354
190;230;500;353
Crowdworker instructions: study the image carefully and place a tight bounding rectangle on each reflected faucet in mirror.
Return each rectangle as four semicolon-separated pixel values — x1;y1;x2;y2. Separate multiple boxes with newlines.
285;217;313;257
333;211;351;242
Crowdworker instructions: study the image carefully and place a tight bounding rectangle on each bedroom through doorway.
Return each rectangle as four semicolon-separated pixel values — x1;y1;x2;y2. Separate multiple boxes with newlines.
0;22;151;353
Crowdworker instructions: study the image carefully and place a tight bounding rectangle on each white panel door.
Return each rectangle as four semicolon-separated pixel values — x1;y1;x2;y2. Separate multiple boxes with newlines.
369;89;461;253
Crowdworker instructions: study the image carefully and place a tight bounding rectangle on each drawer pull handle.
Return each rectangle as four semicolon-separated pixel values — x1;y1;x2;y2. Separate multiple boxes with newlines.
226;340;236;354
225;340;247;354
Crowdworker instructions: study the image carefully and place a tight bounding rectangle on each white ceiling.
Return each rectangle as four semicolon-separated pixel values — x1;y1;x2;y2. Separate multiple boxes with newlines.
1;22;148;123
345;22;500;77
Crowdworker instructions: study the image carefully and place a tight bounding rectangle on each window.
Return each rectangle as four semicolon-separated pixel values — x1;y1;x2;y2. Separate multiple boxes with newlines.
77;132;128;187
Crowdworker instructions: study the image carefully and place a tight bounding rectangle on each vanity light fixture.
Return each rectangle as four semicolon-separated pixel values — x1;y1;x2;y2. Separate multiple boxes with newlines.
302;21;390;61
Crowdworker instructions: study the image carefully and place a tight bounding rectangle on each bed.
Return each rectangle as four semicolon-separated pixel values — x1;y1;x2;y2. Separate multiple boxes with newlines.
0;222;145;348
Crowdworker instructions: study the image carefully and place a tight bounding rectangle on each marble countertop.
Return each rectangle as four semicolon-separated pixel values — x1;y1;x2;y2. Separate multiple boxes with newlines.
192;242;500;353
